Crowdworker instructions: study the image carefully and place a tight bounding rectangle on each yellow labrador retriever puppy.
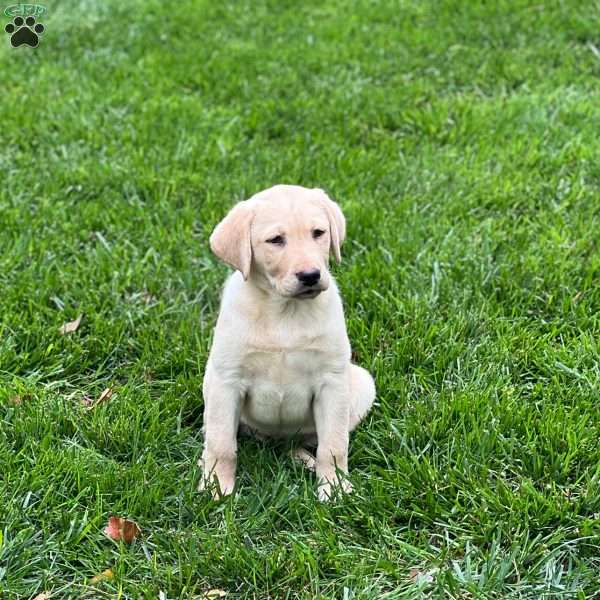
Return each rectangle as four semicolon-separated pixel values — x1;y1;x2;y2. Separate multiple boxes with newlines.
200;184;375;500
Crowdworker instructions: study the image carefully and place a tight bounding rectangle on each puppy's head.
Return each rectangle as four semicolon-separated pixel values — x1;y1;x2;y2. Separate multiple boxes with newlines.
210;185;345;299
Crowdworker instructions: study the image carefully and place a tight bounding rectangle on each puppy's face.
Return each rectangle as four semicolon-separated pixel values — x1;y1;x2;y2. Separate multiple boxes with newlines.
210;185;346;300
251;196;332;298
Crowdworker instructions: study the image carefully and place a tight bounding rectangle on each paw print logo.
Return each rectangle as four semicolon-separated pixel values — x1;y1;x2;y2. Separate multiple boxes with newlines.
5;15;44;47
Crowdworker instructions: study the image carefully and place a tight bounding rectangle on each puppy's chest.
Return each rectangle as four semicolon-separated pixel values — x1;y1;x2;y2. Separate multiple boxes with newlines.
242;337;328;384
240;342;326;432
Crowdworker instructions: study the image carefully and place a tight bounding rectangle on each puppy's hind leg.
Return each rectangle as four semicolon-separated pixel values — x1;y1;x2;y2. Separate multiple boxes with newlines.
348;364;375;432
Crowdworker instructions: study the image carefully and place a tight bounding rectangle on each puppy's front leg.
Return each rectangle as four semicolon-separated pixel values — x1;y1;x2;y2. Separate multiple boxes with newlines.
313;374;352;501
200;374;242;498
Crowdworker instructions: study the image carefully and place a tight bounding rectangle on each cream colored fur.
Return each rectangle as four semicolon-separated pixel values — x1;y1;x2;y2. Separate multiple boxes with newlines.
200;184;375;500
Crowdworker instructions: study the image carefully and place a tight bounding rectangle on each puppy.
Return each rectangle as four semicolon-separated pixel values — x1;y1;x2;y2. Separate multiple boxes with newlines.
200;184;375;500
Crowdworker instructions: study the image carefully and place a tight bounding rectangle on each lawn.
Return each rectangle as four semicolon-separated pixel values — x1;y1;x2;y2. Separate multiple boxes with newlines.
1;0;600;597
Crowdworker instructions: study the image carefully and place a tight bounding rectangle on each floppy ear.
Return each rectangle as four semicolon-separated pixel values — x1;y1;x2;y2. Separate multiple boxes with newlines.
314;189;346;263
209;200;254;279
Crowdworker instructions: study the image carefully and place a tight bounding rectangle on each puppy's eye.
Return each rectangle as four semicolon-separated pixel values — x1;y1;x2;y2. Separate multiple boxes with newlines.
266;235;285;245
312;229;326;239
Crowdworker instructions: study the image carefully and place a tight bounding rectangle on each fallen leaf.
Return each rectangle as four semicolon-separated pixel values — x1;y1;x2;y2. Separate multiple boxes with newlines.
90;568;114;584
81;388;113;409
104;516;140;543
85;388;113;409
32;593;51;600
96;388;113;405
409;567;434;583
203;591;227;598
59;314;83;335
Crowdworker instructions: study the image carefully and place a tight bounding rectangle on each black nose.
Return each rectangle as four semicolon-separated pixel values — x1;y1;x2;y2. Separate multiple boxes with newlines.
296;269;321;287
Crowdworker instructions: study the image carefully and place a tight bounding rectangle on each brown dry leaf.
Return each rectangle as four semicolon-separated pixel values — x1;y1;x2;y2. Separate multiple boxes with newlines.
82;388;113;409
90;568;114;584
409;567;433;583
59;314;83;335
32;593;52;600
96;387;113;405
86;388;113;409
104;516;140;543
203;591;227;599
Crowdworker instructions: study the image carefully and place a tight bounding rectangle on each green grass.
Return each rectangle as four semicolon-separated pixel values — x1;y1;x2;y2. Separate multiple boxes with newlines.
2;0;600;597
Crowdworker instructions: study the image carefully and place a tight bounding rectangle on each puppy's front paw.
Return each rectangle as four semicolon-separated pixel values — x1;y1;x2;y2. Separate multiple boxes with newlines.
198;458;236;499
198;473;235;499
317;476;353;501
318;481;333;502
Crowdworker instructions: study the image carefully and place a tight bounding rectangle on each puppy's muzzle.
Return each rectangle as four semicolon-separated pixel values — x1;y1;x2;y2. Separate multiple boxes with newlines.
294;269;324;299
296;269;321;287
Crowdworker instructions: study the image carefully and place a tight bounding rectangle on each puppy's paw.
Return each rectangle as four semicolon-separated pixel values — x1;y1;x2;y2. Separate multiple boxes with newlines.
198;459;235;499
340;477;354;495
291;447;317;472
317;476;353;501
198;474;235;499
318;481;333;502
